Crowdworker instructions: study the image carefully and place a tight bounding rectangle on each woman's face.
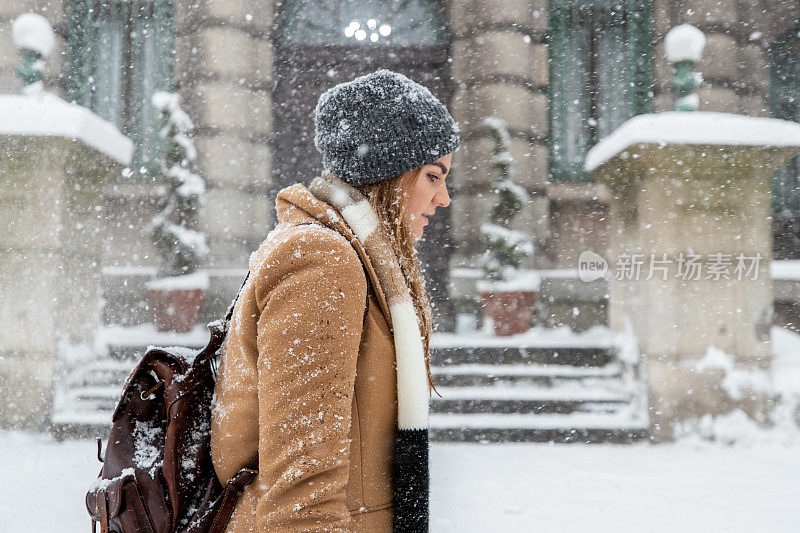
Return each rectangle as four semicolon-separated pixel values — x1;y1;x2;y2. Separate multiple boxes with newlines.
403;153;453;241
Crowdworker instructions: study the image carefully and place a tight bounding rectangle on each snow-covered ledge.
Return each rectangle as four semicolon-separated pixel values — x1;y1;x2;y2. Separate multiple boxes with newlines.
587;111;800;442
0;93;134;164
585;112;800;174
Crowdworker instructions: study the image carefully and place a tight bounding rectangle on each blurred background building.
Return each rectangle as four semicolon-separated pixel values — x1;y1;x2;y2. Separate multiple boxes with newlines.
2;0;800;441
2;0;798;327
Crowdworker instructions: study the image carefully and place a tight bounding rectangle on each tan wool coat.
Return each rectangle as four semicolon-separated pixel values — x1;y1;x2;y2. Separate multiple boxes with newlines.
211;183;399;532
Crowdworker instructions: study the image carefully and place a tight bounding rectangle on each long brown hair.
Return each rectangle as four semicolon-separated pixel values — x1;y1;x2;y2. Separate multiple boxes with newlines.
359;168;441;398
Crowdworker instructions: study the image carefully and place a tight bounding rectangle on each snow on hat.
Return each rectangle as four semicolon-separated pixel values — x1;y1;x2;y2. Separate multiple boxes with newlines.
313;68;460;187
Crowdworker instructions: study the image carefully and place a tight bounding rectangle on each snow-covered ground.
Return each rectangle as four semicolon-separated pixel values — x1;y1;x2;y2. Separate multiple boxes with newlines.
433;441;799;532
2;431;797;532
14;326;800;531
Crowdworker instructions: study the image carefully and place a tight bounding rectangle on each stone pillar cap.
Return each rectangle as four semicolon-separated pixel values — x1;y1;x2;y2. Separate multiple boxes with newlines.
585;112;800;173
0;92;133;164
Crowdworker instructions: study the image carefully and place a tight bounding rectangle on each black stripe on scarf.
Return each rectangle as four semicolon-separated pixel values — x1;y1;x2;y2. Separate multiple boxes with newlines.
392;428;429;532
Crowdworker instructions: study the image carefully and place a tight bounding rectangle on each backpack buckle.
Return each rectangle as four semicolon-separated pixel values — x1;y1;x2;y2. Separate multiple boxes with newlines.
140;380;164;401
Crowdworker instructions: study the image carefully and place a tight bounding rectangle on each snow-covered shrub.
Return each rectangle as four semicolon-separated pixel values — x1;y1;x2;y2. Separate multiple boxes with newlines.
673;345;800;446
479;117;534;282
147;91;208;279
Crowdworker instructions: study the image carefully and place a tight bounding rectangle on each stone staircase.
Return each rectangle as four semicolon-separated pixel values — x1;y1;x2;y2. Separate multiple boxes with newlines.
52;262;800;442
51;324;210;439
428;327;649;443
53;324;648;444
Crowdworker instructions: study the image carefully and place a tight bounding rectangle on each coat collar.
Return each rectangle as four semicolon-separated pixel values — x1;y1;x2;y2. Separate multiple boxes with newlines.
275;183;394;332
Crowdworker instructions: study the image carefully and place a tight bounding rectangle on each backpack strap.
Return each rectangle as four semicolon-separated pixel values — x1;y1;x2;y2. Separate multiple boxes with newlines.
222;271;250;336
208;457;259;533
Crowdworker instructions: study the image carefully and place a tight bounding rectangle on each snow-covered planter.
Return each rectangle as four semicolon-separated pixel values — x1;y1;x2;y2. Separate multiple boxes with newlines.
478;117;536;336
146;272;209;333
477;272;541;336
144;91;209;332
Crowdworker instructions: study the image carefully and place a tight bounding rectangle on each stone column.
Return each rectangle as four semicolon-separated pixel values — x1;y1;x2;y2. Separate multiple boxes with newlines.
588;112;800;440
448;0;550;286
176;0;274;268
0;95;132;429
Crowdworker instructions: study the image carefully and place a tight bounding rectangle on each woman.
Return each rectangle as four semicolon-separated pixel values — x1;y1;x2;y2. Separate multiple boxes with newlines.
210;68;460;532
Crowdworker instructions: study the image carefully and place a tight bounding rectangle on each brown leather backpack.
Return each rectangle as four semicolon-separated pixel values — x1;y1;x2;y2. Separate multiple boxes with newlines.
86;275;256;533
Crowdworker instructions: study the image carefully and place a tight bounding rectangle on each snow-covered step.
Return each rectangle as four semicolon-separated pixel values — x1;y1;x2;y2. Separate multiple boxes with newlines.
431;345;614;367
431;327;616;366
432;385;630;402
433;362;622;378
431;362;622;387
431;410;646;430
92;323;210;360
52;409;117;427
60;359;135;387
69;385;126;401
430;412;649;443
67;368;132;388
54;391;118;414
430;384;630;415
432;327;615;350
68;358;138;373
97;323;211;349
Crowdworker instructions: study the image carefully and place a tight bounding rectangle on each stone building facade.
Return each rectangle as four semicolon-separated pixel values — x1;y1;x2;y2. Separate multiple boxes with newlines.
0;0;798;327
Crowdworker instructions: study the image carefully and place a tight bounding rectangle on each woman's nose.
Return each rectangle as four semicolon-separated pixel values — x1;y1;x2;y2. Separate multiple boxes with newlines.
436;183;451;208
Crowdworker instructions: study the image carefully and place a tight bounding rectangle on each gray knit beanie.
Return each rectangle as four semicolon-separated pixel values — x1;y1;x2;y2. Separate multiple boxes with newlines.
313;68;460;187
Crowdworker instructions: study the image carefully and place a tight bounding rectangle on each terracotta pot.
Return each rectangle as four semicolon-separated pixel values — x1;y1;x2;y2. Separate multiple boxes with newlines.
479;290;536;336
147;287;207;333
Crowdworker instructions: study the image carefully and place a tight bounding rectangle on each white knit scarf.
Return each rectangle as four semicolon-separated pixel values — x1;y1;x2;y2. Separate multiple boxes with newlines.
308;171;430;532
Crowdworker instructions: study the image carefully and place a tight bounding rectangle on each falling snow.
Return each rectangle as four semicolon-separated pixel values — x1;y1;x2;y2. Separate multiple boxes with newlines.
2;2;800;531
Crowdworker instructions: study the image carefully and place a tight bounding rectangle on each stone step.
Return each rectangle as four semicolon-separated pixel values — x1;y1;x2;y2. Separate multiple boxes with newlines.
431;346;614;367
431;399;625;415
71;385;126;401
430;426;649;443
64;360;136;388
52;422;110;441
96;324;210;359
69;362;627;398
431;384;631;402
429;412;649;443
69;371;130;388
431;362;622;387
55;391;118;414
72;365;626;390
430;385;630;415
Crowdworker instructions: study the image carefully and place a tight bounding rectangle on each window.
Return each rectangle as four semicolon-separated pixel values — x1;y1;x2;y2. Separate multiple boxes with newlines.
279;0;443;45
68;0;175;175
770;28;800;252
547;0;652;182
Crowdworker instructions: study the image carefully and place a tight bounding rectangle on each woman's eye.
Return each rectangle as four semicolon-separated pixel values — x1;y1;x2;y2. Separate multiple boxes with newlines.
427;173;440;182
